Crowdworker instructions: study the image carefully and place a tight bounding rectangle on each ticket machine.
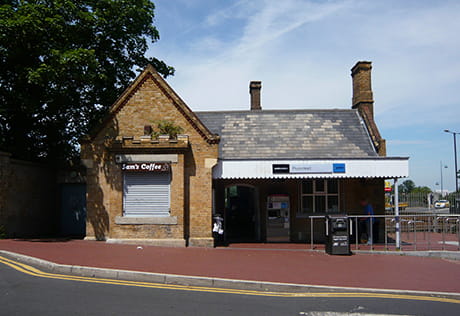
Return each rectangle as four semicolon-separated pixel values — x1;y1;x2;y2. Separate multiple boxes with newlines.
266;194;290;242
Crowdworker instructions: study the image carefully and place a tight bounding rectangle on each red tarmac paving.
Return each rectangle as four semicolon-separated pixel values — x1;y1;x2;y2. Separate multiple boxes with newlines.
1;239;459;294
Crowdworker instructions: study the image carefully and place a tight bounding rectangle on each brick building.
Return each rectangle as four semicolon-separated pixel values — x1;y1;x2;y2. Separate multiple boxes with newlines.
81;61;408;247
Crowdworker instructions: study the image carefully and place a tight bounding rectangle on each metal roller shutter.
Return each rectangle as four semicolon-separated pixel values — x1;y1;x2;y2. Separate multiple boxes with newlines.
123;172;170;217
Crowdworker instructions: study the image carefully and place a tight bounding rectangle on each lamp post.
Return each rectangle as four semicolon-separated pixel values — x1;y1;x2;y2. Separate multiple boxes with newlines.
440;161;448;197
444;130;459;193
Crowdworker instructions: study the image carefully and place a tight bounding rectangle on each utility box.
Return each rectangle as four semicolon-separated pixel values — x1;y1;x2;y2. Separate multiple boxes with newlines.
325;214;351;255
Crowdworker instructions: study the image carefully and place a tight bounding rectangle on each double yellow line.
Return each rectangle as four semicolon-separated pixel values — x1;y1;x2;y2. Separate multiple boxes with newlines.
1;255;459;304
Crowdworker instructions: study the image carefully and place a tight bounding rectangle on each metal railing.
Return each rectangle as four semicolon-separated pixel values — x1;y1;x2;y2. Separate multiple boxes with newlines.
308;214;460;252
386;192;460;213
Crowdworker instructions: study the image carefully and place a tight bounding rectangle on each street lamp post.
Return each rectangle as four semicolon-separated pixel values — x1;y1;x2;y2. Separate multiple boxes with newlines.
444;130;459;193
440;161;448;197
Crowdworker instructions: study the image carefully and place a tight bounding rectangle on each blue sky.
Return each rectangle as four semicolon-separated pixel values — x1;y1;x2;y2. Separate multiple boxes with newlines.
147;0;460;192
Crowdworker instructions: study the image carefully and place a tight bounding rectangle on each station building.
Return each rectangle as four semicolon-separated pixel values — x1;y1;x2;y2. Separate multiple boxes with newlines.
80;61;408;247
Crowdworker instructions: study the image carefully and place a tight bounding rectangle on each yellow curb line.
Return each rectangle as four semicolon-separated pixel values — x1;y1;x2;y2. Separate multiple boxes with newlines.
0;255;459;304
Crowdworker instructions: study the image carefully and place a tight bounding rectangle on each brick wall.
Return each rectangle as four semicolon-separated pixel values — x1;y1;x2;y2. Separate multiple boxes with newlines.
0;151;58;237
82;67;218;247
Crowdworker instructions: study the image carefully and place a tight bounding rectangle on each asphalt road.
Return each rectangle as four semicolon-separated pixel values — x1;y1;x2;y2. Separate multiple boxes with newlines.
0;260;458;315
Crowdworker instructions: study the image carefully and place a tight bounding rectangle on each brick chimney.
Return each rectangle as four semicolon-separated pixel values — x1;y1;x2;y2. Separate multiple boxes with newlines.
249;81;262;110
351;61;374;117
351;61;386;156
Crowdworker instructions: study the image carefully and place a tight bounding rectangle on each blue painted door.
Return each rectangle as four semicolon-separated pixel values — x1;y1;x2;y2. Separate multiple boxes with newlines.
59;184;86;237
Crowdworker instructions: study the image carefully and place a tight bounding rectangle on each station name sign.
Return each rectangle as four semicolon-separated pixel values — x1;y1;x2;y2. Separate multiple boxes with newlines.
272;163;346;174
121;162;170;173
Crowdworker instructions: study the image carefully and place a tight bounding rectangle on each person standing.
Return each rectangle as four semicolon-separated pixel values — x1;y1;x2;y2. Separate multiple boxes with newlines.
360;199;375;245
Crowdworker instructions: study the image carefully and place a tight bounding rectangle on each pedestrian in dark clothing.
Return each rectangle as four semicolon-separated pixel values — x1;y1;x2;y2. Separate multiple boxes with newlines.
360;199;374;245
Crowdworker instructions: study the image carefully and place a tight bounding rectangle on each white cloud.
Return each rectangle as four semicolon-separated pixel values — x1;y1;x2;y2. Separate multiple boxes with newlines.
204;0;249;26
154;0;460;114
371;2;460;50
232;0;351;57
151;0;460;190
155;0;359;109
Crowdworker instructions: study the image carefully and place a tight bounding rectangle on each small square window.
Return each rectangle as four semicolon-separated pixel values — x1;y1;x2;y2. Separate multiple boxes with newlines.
302;180;313;194
327;196;339;213
302;196;313;213
315;196;326;212
315;180;325;192
327;179;338;194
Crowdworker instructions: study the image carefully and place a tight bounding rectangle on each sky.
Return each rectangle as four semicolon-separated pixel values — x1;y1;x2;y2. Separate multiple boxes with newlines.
147;0;460;192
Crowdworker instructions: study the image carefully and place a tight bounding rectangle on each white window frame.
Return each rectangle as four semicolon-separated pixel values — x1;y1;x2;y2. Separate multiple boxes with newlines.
298;179;340;216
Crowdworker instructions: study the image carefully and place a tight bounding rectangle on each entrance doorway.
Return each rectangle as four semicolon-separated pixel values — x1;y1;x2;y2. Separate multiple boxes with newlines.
224;185;258;242
59;183;86;238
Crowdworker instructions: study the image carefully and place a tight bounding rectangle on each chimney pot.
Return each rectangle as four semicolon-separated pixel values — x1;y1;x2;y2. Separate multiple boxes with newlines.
249;81;262;110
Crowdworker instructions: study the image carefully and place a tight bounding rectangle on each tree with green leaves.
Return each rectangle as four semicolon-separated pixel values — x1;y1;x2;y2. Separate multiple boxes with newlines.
0;0;173;165
412;186;432;195
398;179;416;194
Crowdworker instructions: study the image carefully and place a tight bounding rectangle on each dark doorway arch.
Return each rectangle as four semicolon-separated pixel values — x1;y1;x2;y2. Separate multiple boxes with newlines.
224;185;259;242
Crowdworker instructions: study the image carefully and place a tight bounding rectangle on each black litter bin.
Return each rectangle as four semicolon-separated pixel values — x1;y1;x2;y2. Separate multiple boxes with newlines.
326;214;351;255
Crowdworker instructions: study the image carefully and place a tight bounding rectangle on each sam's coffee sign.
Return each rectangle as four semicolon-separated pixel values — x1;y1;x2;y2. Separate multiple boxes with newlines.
122;162;170;173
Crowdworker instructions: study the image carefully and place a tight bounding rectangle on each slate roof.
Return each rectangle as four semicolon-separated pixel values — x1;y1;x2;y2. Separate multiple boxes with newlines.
195;109;378;160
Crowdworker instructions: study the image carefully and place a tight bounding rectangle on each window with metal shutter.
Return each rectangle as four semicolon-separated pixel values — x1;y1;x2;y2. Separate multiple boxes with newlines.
123;172;170;217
